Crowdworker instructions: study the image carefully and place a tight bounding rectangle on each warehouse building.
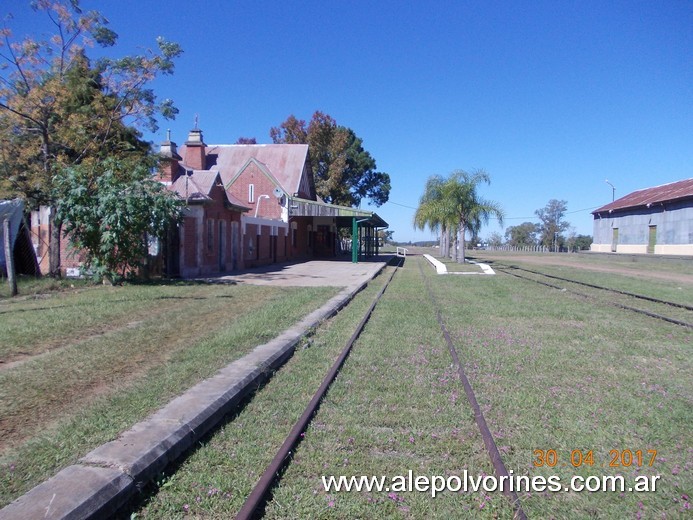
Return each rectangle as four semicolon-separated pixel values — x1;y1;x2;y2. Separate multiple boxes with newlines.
591;178;693;255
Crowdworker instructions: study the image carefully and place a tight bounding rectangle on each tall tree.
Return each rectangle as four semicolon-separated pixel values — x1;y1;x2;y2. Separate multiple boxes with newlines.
413;174;454;257
414;170;504;263
535;199;570;251
444;170;504;263
0;0;182;275
342;128;390;207
487;232;503;248
505;221;539;247
306;111;349;203
269;114;307;144
270;111;390;207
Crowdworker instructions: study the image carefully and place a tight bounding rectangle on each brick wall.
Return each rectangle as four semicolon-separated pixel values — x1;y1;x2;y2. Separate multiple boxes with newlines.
228;162;283;220
179;187;244;277
31;207;85;276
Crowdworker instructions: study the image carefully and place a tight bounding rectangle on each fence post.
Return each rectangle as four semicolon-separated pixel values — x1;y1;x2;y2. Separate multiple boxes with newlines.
4;218;18;296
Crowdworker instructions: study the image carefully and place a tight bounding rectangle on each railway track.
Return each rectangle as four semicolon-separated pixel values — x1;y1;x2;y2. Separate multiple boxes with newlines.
133;255;689;517
235;258;402;519
417;262;527;520
493;263;693;329
235;257;526;519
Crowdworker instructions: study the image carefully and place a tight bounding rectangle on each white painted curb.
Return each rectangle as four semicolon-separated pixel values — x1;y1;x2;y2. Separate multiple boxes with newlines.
423;254;448;274
423;254;495;276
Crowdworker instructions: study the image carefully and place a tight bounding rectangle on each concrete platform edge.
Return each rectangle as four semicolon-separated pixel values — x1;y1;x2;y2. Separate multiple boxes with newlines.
0;264;385;520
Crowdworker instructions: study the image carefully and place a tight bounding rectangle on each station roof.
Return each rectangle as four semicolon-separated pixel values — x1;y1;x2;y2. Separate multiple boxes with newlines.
593;178;693;214
288;196;388;228
170;171;249;211
180;144;310;196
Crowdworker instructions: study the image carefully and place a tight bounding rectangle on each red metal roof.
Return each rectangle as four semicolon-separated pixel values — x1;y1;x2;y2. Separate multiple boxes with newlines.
169;170;249;210
170;170;216;201
593;178;693;214
179;144;310;196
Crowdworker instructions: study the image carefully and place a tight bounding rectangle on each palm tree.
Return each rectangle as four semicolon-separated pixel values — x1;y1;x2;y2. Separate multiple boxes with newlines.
445;169;504;263
414;175;455;257
415;170;504;263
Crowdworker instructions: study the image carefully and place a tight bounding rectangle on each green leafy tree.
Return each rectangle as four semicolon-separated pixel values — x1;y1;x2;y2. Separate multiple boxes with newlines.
0;0;182;275
505;221;539;247
55;160;183;283
378;229;394;244
270;111;390;207
415;170;504;262
444;170;504;263
566;233;592;252
535;199;570;251
342;127;391;207
486;232;503;247
575;234;593;251
413;174;454;257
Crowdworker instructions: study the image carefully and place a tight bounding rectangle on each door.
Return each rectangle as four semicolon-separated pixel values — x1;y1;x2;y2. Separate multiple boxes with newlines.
218;221;225;271
231;221;239;270
165;224;180;277
611;228;618;252
648;225;656;254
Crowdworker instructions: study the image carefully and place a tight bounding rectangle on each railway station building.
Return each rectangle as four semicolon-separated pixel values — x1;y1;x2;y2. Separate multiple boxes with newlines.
151;127;388;277
590;178;693;256
31;127;388;277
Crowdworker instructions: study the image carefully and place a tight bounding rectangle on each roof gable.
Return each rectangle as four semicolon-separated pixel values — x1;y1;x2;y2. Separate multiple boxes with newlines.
180;144;311;197
593;178;693;214
224;157;282;192
170;171;219;201
169;171;249;210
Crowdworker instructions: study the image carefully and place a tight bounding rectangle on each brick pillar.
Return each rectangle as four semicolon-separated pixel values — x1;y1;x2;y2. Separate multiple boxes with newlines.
156;130;182;183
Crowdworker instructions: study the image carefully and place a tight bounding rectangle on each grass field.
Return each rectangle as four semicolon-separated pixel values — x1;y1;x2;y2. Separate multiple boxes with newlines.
1;253;690;518
0;279;339;508
133;254;691;519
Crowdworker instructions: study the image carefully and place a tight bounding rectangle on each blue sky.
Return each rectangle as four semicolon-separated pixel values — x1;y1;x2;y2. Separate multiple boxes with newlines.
5;1;692;242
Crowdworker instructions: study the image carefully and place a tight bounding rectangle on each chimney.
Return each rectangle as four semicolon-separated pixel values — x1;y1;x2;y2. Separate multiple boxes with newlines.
156;130;182;183
185;127;207;170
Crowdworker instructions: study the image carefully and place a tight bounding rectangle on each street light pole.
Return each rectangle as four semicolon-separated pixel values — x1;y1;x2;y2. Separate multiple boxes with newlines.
605;179;615;202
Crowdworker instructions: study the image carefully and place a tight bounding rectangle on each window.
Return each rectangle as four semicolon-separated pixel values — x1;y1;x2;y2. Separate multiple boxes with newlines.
207;219;214;252
248;184;255;203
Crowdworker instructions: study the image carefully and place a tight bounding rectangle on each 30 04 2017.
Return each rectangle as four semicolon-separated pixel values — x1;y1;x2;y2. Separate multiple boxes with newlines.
533;449;658;468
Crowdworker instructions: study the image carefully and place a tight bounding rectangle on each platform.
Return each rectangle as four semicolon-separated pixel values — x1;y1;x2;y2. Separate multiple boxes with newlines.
209;257;392;288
